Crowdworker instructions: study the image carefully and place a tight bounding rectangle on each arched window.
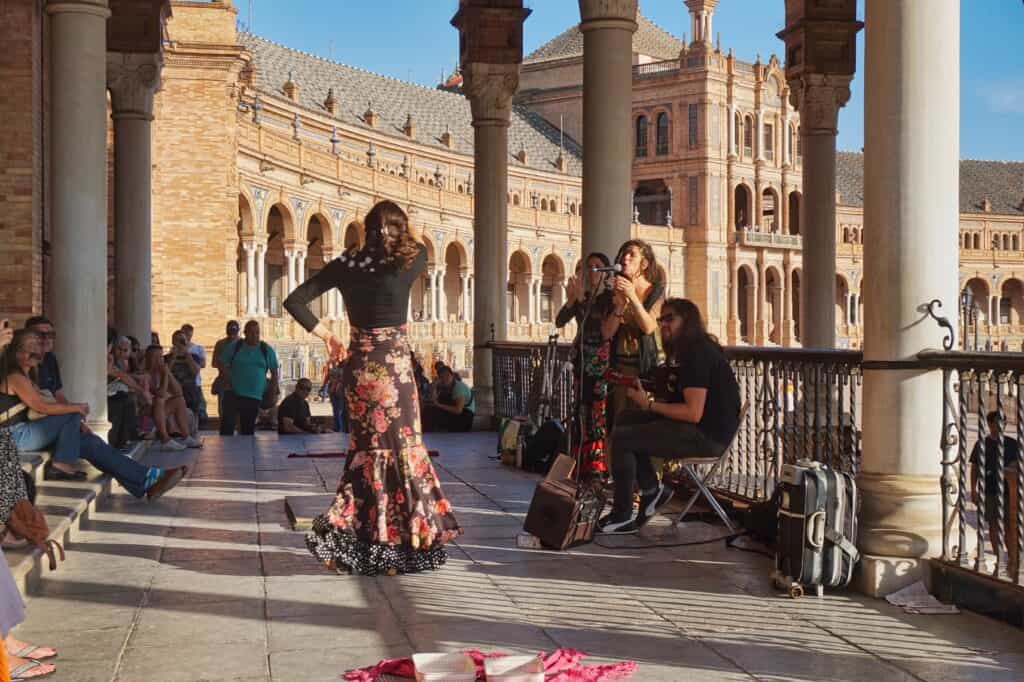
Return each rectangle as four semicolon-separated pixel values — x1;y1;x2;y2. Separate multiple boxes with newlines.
734;112;742;155
1004;235;1011;251
549;199;558;213
743;115;754;158
540;198;548;211
513;194;520;206
1014;235;1020;251
795;127;802;162
656;112;670;155
763;123;774;161
843;227;850;243
635;115;648;158
973;234;981;250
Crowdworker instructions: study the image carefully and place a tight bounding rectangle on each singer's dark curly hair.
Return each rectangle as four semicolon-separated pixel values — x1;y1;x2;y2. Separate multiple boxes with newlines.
362;200;420;271
614;239;662;286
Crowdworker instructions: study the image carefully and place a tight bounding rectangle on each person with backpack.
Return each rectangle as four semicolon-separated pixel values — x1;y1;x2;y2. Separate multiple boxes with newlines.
217;320;279;436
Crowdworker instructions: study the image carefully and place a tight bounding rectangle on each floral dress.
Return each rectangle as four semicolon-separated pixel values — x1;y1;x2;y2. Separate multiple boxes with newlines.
284;241;462;575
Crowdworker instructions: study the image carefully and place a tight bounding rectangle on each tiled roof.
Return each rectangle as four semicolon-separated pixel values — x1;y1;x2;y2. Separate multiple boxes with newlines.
239;33;583;176
837;151;1024;216
525;12;681;64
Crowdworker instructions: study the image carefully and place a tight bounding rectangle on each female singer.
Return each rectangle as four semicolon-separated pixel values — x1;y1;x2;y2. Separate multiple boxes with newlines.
284;205;461;575
605;240;665;467
555;253;615;478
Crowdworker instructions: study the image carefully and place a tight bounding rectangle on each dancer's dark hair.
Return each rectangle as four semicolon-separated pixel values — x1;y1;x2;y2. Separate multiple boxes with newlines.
362;200;420;271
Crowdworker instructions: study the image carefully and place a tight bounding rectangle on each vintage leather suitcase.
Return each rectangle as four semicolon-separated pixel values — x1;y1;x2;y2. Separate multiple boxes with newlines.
523;455;605;550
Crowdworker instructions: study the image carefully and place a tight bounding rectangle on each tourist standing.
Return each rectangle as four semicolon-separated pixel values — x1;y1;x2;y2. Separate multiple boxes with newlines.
180;324;208;421
555;252;616;478
218;321;279;436
211;320;240;418
284;203;461;575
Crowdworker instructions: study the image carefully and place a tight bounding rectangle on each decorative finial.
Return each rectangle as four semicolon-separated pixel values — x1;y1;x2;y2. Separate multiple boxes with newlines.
283;70;299;101
324;87;338;115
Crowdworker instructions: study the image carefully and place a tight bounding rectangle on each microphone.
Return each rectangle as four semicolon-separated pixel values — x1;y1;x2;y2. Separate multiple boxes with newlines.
590;263;623;273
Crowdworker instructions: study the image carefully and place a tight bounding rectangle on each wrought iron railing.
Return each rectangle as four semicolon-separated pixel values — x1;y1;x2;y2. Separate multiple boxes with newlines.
490;341;574;423
924;351;1023;586
632;59;679;78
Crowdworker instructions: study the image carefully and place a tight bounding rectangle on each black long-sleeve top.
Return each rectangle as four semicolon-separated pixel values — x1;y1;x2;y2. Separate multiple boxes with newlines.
284;243;427;331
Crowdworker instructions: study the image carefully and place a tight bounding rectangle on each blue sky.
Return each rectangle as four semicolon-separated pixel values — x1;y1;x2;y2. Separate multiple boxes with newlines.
240;0;1023;160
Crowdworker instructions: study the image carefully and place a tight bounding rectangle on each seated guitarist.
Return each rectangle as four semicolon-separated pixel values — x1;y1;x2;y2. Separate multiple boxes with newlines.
598;298;741;535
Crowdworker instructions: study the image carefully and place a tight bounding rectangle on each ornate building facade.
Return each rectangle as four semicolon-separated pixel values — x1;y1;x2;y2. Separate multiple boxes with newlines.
2;0;1022;393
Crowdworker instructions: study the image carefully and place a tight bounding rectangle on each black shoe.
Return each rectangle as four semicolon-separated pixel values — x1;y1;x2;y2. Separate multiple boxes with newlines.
44;463;88;481
597;513;639;535
636;484;674;527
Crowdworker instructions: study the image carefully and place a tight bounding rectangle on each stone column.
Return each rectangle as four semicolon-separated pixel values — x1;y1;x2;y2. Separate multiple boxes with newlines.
431;270;442;322
460;273;470;320
256;243;267;316
243;242;258;316
858;0;959;597
728;262;740;344
108;52;159;346
579;0;638;260
296;251;307;287
284;248;298;297
336;290;344;320
48;0;112;433
782;263;795;346
788;75;851;348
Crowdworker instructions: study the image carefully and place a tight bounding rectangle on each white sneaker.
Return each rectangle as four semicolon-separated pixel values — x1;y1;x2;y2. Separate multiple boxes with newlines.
161;439;187;451
183;436;202;448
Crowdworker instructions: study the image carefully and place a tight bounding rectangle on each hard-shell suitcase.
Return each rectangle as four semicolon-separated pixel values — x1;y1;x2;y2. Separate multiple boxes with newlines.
523;454;605;550
774;460;860;598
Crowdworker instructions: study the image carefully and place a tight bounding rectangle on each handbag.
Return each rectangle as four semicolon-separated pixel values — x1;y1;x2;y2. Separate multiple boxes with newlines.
4;499;65;570
523;454;605;550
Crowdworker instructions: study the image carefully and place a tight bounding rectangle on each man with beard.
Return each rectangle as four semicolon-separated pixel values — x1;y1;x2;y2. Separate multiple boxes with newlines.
598;298;741;535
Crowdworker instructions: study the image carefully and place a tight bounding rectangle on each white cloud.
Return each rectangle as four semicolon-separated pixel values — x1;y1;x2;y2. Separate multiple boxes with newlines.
980;81;1024;114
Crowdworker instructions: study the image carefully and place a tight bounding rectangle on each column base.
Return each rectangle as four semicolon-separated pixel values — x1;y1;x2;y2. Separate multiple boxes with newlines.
87;418;112;442
854;553;930;598
857;471;943;559
471;386;497;431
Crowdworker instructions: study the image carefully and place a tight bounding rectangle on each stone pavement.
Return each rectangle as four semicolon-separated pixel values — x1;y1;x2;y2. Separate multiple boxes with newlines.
13;432;1024;681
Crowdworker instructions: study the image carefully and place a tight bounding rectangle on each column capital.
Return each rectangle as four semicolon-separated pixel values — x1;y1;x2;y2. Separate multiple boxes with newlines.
107;52;161;121
578;0;638;31
787;74;853;136
46;0;110;19
462;62;519;127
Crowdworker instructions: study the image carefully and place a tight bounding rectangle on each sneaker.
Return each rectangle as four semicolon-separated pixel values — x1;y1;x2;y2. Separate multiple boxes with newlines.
636;484;674;527
182;436;202;449
160;439;187;452
597;513;639;535
146;466;187;501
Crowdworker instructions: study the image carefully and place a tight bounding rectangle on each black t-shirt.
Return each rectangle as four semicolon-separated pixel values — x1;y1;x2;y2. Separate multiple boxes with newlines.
285;243;427;331
674;340;741;446
971;436;1021;498
277;392;313;433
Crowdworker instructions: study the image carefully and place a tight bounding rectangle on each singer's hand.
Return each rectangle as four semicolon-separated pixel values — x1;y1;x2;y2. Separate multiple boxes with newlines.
566;276;582;303
613;275;638;302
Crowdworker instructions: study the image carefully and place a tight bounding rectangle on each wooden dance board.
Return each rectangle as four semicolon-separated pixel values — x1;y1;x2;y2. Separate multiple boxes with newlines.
284;494;335;531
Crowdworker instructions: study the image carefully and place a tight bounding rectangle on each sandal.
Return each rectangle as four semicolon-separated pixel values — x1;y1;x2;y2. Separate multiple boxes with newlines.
10;659;56;680
9;645;57;661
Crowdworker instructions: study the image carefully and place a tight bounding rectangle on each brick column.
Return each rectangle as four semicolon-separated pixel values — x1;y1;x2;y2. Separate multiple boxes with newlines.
47;0;111;434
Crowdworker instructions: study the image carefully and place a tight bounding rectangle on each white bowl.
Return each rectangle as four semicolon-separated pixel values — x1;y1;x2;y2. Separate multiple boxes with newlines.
484;655;545;682
412;652;477;682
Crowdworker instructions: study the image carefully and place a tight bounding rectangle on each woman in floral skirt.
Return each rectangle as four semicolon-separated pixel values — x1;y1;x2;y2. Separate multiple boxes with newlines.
554;253;616;479
284;203;461;575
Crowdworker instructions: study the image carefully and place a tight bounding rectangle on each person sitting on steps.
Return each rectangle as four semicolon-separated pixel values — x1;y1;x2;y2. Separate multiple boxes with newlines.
598;298;741;535
1;330;187;500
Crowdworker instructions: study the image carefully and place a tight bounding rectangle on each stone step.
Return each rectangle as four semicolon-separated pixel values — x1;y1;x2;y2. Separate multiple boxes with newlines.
4;441;148;598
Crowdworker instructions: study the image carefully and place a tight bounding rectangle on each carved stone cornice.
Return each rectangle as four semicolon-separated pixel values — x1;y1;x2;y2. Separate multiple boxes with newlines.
107;52;161;121
462;62;519;128
578;0;638;31
787;73;852;136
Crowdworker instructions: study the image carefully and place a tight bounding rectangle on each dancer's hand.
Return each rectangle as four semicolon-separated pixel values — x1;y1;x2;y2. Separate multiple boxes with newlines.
326;334;346;363
566;276;583;304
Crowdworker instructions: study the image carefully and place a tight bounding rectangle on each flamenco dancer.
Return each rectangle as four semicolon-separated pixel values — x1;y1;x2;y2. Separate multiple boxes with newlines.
284;202;461;575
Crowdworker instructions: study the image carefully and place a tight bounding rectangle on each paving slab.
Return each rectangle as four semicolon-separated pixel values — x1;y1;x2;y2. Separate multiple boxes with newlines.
10;430;1024;682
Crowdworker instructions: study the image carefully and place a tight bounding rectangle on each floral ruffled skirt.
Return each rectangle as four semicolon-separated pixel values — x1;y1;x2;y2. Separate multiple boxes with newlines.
570;336;610;476
306;325;461;575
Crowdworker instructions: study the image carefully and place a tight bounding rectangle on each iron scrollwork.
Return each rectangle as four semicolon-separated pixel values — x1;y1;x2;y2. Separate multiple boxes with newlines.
926;299;955;351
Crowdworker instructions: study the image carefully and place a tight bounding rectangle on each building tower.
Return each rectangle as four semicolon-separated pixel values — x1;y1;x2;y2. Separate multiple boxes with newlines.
685;0;718;48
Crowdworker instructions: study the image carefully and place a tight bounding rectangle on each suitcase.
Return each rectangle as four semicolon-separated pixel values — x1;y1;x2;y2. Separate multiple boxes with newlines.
774;460;860;598
523;454;605;550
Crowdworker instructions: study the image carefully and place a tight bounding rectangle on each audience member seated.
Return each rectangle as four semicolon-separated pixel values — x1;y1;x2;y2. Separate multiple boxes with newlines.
1;330;187;498
598;298;741;535
143;346;197;449
422;364;475;432
164;330;202;415
412;352;432;403
24;316;65;404
107;337;151;451
278;378;326;435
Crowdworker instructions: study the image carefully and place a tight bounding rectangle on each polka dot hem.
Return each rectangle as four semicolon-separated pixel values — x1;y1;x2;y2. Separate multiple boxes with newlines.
307;515;448;576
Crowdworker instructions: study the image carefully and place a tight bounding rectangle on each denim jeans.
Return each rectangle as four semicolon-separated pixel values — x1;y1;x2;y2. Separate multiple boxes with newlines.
329;392;348;433
10;413;152;498
609;409;725;516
